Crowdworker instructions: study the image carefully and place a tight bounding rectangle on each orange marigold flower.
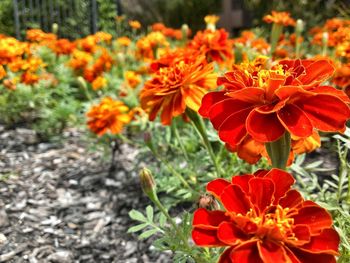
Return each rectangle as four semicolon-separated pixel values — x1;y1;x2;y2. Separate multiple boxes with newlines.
136;32;169;60
50;39;76;55
26;29;57;42
87;97;131;136
21;71;39;85
95;32;112;44
263;11;296;26
199;58;350;147
188;29;233;65
92;76;107;90
124;71;141;88
333;63;350;89
192;169;340;263
116;36;131;47
129;20;141;29
204;14;220;25
0;65;6;80
140;56;217;125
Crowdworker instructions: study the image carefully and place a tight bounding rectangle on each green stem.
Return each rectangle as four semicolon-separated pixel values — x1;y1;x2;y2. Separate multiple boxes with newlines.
270;23;283;56
172;120;190;161
186;108;221;177
265;132;291;170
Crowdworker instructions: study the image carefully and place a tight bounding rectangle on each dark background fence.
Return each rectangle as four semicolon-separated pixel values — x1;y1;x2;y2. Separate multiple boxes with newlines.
12;0;122;39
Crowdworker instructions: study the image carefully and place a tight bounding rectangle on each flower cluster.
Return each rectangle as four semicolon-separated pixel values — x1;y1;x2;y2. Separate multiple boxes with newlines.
192;169;340;263
199;57;350;163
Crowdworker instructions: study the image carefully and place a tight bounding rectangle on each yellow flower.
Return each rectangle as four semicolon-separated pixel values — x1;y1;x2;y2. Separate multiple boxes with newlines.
124;71;141;88
92;76;107;90
129;20;141;29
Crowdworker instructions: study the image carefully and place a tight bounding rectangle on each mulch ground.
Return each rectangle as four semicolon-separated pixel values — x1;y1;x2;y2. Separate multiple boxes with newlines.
0;126;170;263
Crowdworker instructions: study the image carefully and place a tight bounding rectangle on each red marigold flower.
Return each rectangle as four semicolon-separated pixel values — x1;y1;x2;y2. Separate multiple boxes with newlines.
263;11;296;26
140;55;217;125
188;29;233;65
86;97;131;136
192;169;340;263
199;58;350;148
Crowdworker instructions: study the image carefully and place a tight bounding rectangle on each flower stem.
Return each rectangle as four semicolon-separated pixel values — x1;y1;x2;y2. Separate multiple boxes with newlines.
186;108;221;177
265;132;291;170
270;23;283;56
172;120;190;161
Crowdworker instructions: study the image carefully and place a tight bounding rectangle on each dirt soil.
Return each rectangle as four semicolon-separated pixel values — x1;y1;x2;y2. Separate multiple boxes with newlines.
0;126;170;263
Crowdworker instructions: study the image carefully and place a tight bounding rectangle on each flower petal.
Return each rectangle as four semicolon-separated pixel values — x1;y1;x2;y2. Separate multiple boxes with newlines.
257;241;288;262
300;228;339;255
249;178;275;212
296;94;350;132
264;169;295;203
312;85;350;103
192;227;224;246
230;241;263;263
231;174;254;193
293;206;332;234
246;110;285;143
207;178;230;199
299;59;335;86
221;184;251;214
279;189;304;209
199;91;227;117
218;108;251;145
226;87;265;104
193;208;231;229
208;98;253;129
277;104;313;138
291;248;336;263
217;221;247;245
218;248;234;263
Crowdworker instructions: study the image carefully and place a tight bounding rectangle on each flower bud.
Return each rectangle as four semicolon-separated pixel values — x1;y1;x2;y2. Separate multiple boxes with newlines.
181;24;189;40
77;76;87;90
52;23;59;35
143;132;155;153
295;19;304;34
322;32;329;47
140;168;157;201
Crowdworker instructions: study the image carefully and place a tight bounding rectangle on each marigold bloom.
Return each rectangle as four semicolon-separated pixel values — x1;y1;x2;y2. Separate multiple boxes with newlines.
199;58;350;147
192;169;340;263
188;29;233;65
26;29;57;42
124;71;141;88
129;20;141;29
87;97;131;136
140;56;216;125
0;65;6;80
263;11;296;26
136;32;169;60
204;15;220;25
92;76;107;90
116;36;131;47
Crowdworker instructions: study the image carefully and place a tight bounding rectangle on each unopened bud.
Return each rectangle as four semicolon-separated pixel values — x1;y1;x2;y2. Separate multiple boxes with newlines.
143;132;155;152
181;24;189;40
322;32;329;46
140;168;157;200
52;23;59;35
116;52;125;64
295;19;304;34
206;23;216;32
77;76;87;90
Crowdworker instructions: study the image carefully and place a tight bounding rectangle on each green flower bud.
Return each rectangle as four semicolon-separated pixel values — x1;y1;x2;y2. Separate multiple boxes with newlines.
140;168;157;201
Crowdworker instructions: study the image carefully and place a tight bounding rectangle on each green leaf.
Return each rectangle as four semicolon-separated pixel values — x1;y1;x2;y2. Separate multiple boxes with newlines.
127;223;148;233
129;209;147;222
159;213;167;228
146;205;154;222
139;228;158;239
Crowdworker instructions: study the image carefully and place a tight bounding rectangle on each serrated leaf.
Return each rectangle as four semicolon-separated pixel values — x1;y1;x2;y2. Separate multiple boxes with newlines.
146;205;154;222
129;209;147;222
127;223;148;233
139;228;158;239
159;213;167;228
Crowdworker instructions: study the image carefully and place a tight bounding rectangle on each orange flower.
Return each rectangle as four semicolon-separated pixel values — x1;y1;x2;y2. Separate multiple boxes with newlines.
129;20;141;29
263;11;296;26
124;71;141;88
199;58;350;148
26;29;57;42
87;97;131;136
116;36;131;47
192;169;340;263
0;65;6;80
333;63;350;89
50;39;76;55
188;29;233;65
136;32;169;60
140;56;216;125
204;15;220;25
21;71;39;84
92;76;107;90
95;32;112;44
